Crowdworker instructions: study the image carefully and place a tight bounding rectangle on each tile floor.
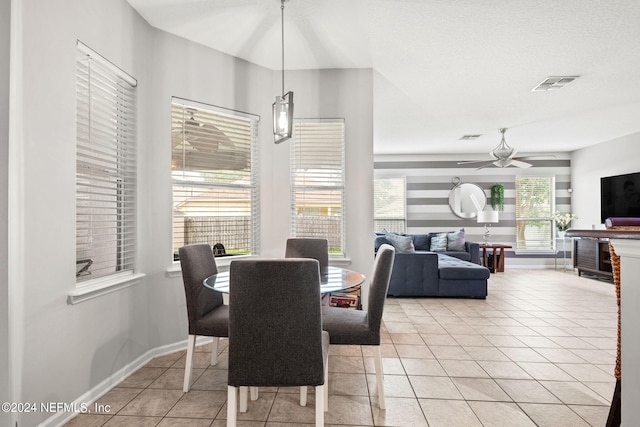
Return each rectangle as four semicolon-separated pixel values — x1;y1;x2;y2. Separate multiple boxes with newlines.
65;269;617;426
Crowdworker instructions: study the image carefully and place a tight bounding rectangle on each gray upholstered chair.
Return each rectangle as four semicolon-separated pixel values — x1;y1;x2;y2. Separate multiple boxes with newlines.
321;243;395;409
285;238;329;275
178;244;229;392
227;259;329;427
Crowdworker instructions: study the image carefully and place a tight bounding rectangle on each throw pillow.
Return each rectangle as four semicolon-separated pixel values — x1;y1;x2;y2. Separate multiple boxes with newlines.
412;234;430;251
429;233;448;252
447;228;466;251
385;233;415;253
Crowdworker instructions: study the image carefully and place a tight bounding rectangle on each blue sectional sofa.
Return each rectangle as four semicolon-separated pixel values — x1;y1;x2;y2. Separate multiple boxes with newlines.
375;232;490;298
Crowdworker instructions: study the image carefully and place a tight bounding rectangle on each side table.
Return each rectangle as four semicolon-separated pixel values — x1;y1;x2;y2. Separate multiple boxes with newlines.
479;244;512;273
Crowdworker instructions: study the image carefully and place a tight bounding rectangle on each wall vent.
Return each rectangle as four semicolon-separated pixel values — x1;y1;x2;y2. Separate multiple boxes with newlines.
532;76;579;91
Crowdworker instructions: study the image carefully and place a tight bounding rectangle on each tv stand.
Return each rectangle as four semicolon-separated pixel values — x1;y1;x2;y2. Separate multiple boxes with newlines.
573;238;613;280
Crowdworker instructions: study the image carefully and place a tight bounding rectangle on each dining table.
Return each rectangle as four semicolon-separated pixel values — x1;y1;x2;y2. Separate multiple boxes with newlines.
203;265;365;294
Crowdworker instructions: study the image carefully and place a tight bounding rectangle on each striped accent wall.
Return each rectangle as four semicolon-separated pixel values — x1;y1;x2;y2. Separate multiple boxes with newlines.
374;156;572;268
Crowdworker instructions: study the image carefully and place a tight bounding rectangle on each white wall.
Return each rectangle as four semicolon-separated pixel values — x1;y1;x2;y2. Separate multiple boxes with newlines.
1;0;10;425
10;1;374;425
571;132;640;229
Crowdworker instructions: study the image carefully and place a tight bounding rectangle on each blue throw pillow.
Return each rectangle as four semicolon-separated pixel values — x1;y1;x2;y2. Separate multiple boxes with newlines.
412;234;430;251
429;233;448;252
447;228;466;251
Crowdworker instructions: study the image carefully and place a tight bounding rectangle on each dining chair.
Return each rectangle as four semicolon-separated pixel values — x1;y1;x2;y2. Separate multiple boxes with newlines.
178;244;229;392
321;243;395;409
285;238;329;275
227;258;329;427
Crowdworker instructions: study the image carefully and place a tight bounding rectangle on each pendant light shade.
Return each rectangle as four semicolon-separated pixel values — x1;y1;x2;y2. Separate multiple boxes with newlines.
273;91;293;144
273;0;294;144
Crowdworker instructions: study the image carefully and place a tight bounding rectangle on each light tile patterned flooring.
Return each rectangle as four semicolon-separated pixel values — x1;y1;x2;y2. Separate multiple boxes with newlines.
65;269;617;426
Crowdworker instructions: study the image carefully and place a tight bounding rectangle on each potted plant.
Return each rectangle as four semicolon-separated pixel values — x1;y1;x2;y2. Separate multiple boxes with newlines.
552;211;577;238
490;184;504;211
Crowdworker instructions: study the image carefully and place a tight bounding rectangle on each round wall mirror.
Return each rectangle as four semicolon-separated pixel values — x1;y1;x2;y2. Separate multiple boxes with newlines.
449;183;487;219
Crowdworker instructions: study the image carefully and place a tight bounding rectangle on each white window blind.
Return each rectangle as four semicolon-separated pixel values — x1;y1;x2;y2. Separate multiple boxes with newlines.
515;176;555;251
171;100;259;259
291;119;345;255
76;42;137;283
374;177;406;233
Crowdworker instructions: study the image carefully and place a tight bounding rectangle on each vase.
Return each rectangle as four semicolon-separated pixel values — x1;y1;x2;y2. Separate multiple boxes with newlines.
557;230;567;239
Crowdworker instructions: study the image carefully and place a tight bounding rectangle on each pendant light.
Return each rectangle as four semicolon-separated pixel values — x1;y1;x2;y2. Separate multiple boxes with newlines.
273;0;294;144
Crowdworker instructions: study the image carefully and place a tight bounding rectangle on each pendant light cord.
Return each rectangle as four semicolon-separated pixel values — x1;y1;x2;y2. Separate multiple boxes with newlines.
281;0;285;96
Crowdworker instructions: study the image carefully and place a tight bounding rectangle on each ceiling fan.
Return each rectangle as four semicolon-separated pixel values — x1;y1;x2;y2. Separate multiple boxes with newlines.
458;128;543;169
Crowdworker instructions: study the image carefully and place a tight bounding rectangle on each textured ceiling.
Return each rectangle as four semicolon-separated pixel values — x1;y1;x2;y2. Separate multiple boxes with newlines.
127;0;640;156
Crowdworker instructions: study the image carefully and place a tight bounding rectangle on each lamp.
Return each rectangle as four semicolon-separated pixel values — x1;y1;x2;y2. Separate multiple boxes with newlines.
477;210;499;244
273;0;294;144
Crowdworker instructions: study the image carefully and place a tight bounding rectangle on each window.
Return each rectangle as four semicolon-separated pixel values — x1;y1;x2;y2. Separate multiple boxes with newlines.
515;176;555;251
76;42;137;283
76;44;137;283
171;100;259;260
291;119;345;255
374;177;406;233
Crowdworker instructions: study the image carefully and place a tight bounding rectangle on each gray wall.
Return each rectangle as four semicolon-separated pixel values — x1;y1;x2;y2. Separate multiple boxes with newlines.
1;0;10;425
10;1;373;425
374;154;572;268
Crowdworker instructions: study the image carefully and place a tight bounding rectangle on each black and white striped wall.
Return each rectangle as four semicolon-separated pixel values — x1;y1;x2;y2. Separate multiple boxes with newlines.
374;154;572;269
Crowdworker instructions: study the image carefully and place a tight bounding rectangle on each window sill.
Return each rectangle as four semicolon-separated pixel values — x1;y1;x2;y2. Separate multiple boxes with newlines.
69;272;146;305
166;254;257;278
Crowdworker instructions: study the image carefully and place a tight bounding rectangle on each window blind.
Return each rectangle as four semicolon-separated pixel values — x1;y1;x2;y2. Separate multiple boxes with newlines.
171;100;259;259
515;176;555;250
76;42;137;283
291;119;345;255
374;177;406;233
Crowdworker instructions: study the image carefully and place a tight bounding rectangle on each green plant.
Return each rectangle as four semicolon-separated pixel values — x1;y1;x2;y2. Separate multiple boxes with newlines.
490;184;505;211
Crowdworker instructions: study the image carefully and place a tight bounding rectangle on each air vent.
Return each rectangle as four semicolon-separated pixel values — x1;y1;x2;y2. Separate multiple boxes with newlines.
532;76;579;91
459;134;482;140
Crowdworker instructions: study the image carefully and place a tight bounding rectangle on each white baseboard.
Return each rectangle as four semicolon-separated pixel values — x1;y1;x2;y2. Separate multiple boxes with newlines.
40;336;213;427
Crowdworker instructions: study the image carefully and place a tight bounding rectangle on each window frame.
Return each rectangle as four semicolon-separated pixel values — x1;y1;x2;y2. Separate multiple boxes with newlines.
515;175;556;253
374;177;407;234
290;118;346;257
75;41;138;287
170;98;260;262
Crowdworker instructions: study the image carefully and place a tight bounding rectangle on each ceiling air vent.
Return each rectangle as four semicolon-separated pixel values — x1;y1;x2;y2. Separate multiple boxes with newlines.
532;76;579;91
459;134;482;141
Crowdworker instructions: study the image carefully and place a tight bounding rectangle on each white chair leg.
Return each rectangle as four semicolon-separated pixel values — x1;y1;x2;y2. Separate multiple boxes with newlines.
227;386;237;427
300;386;307;406
250;386;259;401
373;345;385;409
239;386;248;412
324;357;329;411
210;337;219;365
183;335;196;392
315;385;325;427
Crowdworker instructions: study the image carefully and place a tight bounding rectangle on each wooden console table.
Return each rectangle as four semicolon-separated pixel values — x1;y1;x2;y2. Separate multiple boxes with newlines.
479;244;512;273
566;229;640;427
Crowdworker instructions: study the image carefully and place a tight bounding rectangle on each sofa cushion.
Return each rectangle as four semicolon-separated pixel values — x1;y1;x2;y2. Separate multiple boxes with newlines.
442;251;471;262
374;235;391;251
385;233;415;253
430;233;448;251
437;254;490;280
447;228;466;251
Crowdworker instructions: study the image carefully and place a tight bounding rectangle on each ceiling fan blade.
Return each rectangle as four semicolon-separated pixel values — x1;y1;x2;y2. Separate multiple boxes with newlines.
510;159;533;168
475;161;498;170
514;154;556;160
458;160;494;165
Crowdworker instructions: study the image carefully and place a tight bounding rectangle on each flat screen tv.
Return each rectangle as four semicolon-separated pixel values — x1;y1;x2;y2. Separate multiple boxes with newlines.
601;171;640;223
